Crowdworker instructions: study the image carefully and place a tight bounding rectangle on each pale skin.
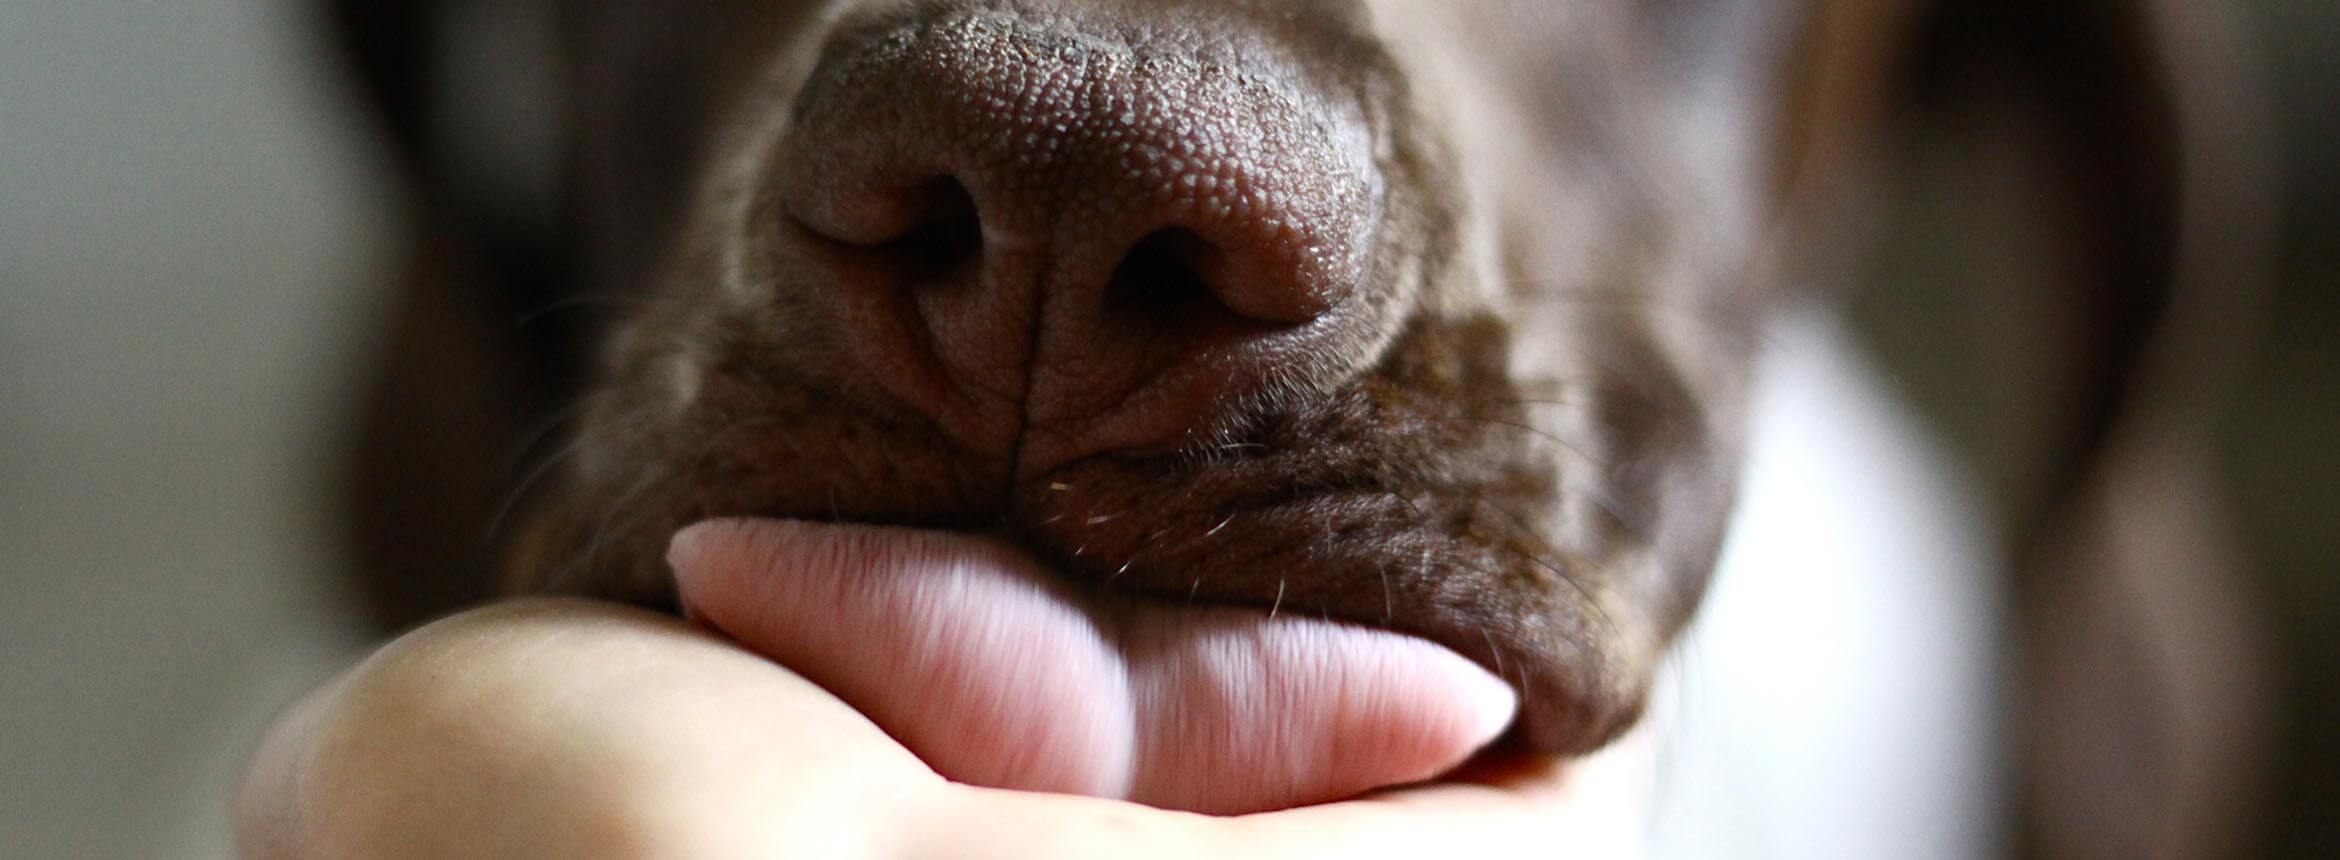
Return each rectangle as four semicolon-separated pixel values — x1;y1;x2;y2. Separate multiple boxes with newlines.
236;599;1653;859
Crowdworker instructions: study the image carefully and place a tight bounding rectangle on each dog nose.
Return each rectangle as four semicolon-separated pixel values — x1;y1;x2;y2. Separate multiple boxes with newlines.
774;13;1381;474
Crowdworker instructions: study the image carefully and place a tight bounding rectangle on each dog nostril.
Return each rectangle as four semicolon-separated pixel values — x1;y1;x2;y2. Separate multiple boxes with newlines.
873;177;982;277
1102;228;1305;336
1105;229;1219;319
796;176;984;277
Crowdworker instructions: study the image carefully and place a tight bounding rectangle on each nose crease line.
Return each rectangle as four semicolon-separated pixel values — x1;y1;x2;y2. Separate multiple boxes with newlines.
996;23;1114;505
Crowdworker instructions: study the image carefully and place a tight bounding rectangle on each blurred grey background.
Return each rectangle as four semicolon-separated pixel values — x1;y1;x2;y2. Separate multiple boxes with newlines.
1;2;381;856
0;1;2331;857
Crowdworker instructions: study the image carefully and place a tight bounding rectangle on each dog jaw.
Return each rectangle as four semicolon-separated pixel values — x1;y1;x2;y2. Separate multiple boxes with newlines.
514;0;1761;758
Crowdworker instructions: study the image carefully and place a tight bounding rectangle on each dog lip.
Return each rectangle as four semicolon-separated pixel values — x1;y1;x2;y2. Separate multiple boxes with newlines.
669;517;1519;814
1002;449;1648;758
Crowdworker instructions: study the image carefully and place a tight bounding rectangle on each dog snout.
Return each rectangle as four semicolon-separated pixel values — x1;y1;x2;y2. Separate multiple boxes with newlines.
772;10;1383;478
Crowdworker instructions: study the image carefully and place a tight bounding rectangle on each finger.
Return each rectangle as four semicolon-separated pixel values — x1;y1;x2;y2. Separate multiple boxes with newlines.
897;731;1654;860
672;519;1517;813
244;599;945;859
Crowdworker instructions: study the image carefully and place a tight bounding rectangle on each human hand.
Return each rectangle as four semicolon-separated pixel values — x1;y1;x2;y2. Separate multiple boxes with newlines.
236;597;1653;858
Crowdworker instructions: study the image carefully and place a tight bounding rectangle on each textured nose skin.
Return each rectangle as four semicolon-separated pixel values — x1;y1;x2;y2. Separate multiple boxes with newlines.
774;10;1382;480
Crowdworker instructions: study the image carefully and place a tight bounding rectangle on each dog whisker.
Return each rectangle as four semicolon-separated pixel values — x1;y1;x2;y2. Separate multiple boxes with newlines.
572;465;673;588
1478;502;1627;650
482;438;586;548
501;397;593;474
1453;414;1612;470
513;292;644;328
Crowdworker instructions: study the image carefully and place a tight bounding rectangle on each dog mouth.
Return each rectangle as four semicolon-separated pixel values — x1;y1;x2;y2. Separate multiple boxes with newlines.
523;312;1655;775
671;517;1519;815
522;4;1678;800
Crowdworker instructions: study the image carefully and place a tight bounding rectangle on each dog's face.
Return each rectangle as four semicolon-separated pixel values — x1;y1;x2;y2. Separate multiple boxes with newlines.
512;0;1775;756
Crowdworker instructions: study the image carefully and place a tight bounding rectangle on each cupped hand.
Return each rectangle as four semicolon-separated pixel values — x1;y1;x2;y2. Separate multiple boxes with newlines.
237;599;1653;858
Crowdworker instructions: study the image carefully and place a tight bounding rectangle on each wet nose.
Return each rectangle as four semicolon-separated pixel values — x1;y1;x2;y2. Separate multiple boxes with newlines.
773;11;1381;476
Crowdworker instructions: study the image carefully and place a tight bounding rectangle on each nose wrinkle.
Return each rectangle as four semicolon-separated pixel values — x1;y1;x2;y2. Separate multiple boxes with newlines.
782;10;1380;480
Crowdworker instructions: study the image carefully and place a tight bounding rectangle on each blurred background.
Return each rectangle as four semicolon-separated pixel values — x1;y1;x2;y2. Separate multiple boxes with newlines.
2215;3;2340;853
0;1;2330;857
